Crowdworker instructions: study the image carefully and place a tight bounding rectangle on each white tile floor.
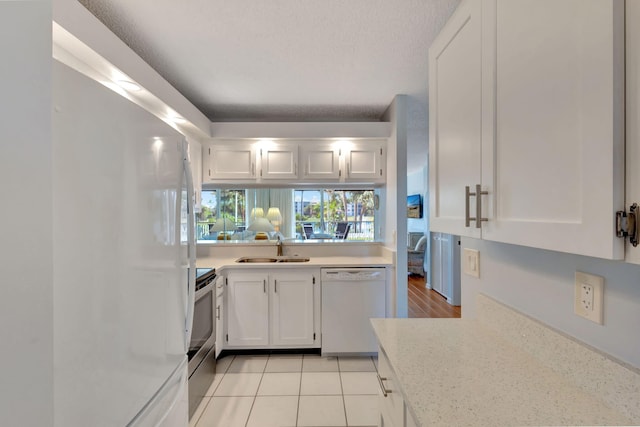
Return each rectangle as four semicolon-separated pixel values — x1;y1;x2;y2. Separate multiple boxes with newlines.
190;354;380;427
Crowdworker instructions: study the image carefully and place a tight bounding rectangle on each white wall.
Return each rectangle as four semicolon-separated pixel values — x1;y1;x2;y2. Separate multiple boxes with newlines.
407;167;428;234
382;95;408;317
0;2;54;426
461;237;640;369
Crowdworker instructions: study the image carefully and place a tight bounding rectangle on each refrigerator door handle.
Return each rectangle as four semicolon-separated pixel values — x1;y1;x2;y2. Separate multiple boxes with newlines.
183;141;197;352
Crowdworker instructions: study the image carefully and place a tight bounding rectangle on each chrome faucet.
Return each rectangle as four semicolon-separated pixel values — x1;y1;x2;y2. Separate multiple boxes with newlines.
276;235;283;257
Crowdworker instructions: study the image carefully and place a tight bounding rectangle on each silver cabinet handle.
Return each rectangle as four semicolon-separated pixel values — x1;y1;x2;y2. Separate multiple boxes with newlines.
274;279;277;293
465;186;472;227
465;185;488;228
252;162;255;176
475;184;488;229
376;373;392;397
216;305;220;320
263;279;266;293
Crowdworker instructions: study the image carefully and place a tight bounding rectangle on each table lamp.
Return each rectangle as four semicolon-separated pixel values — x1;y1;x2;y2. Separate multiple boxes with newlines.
211;218;237;240
267;207;282;232
248;217;275;240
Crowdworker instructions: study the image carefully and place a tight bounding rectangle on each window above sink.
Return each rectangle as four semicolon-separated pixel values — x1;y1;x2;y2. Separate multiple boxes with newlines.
197;188;379;244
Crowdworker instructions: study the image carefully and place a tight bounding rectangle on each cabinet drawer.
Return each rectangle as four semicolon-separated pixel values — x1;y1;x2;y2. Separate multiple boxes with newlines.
377;347;404;427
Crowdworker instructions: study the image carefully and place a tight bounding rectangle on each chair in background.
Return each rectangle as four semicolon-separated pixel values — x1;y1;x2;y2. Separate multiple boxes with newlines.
334;222;351;240
408;233;428;276
302;223;315;239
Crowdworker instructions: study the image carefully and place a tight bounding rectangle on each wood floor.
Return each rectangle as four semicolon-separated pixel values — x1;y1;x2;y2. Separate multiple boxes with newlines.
408;274;461;318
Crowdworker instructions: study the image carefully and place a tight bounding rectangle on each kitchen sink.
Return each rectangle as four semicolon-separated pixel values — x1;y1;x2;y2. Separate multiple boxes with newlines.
236;257;279;263
235;256;311;263
277;257;310;263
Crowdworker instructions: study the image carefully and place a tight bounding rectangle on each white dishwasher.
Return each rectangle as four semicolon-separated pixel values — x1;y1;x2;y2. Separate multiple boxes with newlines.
321;268;386;355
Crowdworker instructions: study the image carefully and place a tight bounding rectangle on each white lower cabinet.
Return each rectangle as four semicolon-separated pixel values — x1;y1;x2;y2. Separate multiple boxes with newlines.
378;347;404;427
224;268;320;349
270;271;315;346
377;346;420;427
226;272;269;347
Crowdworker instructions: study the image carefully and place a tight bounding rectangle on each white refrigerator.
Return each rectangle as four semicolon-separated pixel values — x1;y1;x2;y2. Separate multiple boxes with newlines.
53;60;195;426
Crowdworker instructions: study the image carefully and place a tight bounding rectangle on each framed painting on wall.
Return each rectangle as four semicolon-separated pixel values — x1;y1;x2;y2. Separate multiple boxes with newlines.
407;194;422;218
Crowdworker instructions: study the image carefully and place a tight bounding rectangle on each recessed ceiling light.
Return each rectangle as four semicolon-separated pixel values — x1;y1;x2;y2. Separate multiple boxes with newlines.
116;80;141;91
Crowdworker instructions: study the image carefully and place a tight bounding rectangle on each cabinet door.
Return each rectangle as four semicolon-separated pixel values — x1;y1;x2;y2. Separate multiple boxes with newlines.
300;142;340;180
480;0;625;259
428;0;482;238
627;1;640;265
345;141;385;182
377;348;404;427
270;271;315;346
260;142;298;180
205;141;256;181
226;272;269;346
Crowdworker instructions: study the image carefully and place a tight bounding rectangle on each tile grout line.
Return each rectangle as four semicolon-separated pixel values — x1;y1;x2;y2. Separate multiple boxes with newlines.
295;355;305;427
193;354;234;427
337;357;350;427
191;396;211;427
243;355;269;427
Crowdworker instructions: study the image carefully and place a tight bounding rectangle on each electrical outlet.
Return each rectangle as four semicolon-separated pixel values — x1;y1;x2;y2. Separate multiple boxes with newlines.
462;248;480;278
580;283;594;311
574;272;604;324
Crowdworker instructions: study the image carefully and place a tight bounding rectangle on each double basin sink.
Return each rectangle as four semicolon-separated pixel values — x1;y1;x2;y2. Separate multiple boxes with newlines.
235;256;311;263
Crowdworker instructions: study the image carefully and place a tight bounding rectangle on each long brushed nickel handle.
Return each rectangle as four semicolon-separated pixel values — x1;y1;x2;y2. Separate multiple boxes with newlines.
465;186;473;227
475;184;489;229
376;373;392;397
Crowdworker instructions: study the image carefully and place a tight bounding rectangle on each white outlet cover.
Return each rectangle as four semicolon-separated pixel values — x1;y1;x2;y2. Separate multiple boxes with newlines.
462;248;480;278
574;271;604;324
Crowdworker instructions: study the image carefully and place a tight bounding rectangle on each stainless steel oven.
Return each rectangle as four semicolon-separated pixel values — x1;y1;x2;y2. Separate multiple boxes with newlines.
188;268;217;419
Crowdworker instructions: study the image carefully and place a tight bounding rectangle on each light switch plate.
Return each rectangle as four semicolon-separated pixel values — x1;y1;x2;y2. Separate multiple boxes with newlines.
574;271;604;324
462;248;480;278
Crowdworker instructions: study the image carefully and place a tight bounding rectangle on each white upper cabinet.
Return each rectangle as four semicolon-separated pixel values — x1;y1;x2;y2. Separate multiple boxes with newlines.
204;141;256;181
345;141;386;182
203;138;387;185
430;0;626;260
300;141;341;180
626;1;640;265
428;0;482;239
259;141;299;180
480;0;624;259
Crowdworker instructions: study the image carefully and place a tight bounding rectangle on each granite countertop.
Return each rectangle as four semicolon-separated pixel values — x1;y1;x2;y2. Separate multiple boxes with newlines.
198;256;392;271
371;318;636;427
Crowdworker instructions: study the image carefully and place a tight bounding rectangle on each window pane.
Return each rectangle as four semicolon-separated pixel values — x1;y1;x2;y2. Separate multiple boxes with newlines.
197;190;217;239
294;189;375;241
198;188;375;242
219;189;246;229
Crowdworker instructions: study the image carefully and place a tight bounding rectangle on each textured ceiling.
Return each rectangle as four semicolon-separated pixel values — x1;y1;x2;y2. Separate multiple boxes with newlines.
77;0;460;172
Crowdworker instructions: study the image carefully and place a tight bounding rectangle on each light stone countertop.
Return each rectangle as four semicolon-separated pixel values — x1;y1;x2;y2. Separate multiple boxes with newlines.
197;256;393;271
371;317;637;427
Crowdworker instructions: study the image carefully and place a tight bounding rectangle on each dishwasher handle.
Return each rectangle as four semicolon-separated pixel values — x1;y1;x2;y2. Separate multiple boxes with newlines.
322;269;385;281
